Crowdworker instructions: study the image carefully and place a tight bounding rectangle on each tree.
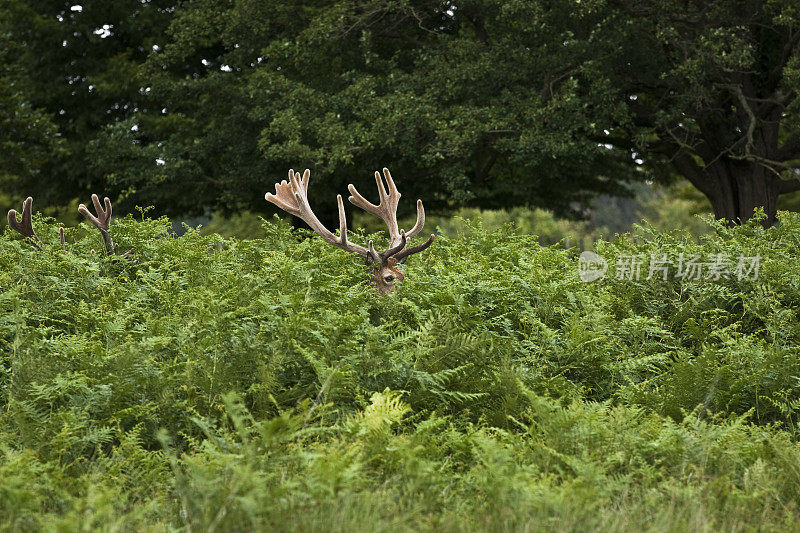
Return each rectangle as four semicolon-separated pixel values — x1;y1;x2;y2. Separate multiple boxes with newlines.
101;0;800;225
2;0;175;206
0;3;61;191
583;0;800;226
10;1;800;226
89;0;643;221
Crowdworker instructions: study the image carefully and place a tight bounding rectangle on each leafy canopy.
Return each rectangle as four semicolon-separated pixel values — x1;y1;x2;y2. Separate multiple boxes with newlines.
5;1;800;222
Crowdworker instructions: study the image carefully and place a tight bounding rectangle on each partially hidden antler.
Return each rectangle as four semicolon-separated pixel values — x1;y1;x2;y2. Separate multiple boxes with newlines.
266;169;373;259
347;168;434;264
7;197;41;249
265;167;435;294
78;194;114;254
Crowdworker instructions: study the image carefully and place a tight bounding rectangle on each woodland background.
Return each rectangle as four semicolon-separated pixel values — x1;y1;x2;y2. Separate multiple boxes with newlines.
3;0;800;232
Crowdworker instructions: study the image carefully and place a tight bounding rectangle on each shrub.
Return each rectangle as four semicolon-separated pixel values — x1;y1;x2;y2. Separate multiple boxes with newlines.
1;209;800;530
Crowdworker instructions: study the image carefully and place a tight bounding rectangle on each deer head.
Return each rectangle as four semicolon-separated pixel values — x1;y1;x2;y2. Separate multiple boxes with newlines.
265;168;434;294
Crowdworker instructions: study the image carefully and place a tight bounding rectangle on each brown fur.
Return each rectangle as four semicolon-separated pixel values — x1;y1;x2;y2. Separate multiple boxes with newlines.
372;258;405;295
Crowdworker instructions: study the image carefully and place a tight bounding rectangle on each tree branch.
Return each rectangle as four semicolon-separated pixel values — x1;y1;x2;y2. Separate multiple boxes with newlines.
540;64;576;99
731;84;757;157
671;150;715;197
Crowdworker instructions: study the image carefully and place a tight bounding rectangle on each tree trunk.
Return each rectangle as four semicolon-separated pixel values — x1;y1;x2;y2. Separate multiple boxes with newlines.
698;159;781;227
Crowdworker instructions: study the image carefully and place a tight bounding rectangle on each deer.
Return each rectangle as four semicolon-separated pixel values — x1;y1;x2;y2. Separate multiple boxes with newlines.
265;168;435;294
7;194;115;254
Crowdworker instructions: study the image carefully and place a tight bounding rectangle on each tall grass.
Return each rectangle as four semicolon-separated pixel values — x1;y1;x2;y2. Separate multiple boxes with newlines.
1;209;799;531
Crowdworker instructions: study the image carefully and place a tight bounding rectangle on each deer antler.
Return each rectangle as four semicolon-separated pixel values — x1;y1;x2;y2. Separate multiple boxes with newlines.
266;169;373;259
78;194;114;254
391;233;436;264
265;167;435;294
347;168;434;264
7;197;41;249
347;168;427;246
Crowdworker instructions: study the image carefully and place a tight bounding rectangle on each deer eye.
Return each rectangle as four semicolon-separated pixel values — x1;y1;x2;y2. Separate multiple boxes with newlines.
384;275;394;283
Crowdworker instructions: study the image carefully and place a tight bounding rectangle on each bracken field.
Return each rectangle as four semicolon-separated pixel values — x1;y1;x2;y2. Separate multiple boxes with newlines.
2;210;800;532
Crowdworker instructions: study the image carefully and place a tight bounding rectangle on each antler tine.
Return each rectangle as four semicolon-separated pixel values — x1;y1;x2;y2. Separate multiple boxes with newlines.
377;166;399;201
78;194;114;254
380;231;406;261
366;240;381;264
348;167;402;245
347;173;382;215
391;234;435;264
337;194;348;243
7;197;41;249
92;194;112;229
405;199;426;240
266;169;370;258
